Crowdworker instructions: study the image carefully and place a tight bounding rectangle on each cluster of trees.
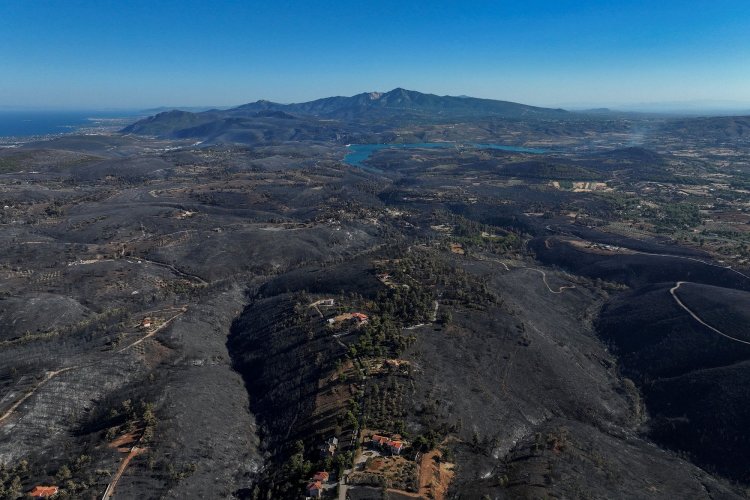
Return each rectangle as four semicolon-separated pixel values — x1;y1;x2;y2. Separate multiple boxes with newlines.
0;461;27;499
51;454;97;498
586;192;640;221
348;316;416;359
650;202;702;232
260;248;506;495
102;398;157;443
256;439;352;499
438;213;523;255
362;380;408;434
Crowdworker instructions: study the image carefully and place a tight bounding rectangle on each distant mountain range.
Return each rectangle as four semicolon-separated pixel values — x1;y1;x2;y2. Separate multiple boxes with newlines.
122;88;750;148
122;88;569;141
229;88;568;120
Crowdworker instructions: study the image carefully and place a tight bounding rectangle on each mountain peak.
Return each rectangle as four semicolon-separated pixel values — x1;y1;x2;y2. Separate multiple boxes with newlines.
124;88;570;138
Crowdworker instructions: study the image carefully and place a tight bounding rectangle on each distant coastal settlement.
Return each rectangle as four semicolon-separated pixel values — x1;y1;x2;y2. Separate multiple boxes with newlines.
0;112;140;145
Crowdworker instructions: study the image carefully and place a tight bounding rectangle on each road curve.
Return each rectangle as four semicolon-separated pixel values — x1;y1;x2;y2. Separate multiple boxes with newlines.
523;268;576;294
670;281;750;346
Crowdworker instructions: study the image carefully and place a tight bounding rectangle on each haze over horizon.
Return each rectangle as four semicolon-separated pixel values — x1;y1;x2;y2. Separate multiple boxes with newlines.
1;0;749;111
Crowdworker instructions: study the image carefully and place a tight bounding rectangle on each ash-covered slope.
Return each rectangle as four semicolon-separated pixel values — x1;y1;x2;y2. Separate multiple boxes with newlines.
598;282;750;483
531;232;750;484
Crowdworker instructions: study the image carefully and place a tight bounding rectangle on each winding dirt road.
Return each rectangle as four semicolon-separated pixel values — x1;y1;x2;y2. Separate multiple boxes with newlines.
522;268;576;294
670;281;750;346
0;367;78;425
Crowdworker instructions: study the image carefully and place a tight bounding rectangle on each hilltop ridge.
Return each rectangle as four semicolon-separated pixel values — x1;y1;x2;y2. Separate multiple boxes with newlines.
230;87;568;119
121;88;569;140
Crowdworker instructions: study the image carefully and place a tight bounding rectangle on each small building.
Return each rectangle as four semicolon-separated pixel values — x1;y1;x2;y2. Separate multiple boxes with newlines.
141;317;152;329
306;480;323;498
371;434;406;455
312;471;329;483
28;486;59;498
352;312;369;323
387;440;404;455
371;434;388;447
319;436;338;458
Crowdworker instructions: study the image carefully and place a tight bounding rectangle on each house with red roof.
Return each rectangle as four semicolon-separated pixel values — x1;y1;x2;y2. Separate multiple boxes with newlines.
312;471;329;482
306;480;323;498
371;434;388;447
28;486;59;499
386;440;404;455
351;312;368;323
370;433;406;455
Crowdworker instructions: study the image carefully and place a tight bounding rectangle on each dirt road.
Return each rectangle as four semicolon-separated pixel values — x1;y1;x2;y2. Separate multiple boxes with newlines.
101;445;146;500
117;306;187;353
670;281;750;346
522;268;576;294
0;366;78;425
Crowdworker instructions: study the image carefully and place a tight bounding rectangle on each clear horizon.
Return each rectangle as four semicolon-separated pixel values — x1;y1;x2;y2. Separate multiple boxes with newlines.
2;1;749;110
2;94;750;115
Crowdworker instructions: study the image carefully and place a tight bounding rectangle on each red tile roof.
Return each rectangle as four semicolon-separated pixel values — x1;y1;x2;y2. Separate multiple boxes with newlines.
29;486;59;498
307;480;323;491
372;434;388;445
312;471;329;482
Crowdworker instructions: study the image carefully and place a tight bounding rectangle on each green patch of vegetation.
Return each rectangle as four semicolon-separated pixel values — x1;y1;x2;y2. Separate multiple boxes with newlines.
362;379;408;433
0;460;28;499
103;398;158;443
651;203;702;232
448;214;523;253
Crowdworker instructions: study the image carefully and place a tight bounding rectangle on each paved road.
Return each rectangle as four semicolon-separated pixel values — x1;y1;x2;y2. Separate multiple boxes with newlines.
338;472;349;500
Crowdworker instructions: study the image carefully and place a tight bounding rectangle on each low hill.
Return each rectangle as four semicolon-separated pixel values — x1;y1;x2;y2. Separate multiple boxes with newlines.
122;110;347;145
660;115;750;144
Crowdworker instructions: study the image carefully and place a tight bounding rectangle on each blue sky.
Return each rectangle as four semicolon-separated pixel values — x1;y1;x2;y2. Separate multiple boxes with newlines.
1;0;749;109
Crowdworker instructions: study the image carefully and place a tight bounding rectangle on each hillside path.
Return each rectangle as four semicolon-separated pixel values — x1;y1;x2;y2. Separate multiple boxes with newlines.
670;281;750;346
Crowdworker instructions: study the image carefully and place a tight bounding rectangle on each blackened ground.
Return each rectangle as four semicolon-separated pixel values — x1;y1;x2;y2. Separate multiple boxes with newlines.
598;283;750;482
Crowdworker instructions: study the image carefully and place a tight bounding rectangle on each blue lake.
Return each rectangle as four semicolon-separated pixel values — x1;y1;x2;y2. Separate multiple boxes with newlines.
344;142;547;170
